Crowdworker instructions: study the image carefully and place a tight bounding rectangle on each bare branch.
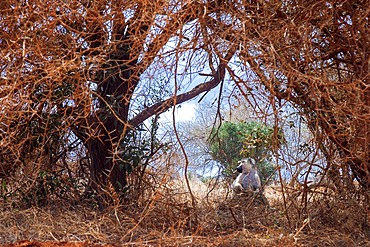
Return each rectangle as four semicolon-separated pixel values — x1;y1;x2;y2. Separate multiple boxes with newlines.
129;46;237;128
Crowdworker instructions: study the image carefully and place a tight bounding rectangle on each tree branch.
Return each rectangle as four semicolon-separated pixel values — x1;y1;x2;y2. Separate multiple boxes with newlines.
128;46;237;128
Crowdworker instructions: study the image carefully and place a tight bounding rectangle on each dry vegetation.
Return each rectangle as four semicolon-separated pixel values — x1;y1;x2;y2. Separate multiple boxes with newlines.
0;0;369;246
0;178;369;246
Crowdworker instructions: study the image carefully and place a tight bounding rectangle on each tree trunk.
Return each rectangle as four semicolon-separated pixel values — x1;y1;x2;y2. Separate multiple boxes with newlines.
81;104;130;208
88;138;125;185
86;137;127;208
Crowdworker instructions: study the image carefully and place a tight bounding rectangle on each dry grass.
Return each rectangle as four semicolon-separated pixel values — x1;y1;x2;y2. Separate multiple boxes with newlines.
1;178;369;247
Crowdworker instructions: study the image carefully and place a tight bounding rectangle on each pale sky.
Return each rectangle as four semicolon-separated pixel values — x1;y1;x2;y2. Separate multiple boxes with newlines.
160;102;196;123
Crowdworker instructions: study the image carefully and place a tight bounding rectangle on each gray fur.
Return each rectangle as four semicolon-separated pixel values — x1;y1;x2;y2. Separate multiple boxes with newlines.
232;158;262;193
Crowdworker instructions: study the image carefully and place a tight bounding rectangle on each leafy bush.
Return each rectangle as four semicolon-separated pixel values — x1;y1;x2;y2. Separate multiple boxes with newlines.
209;121;283;182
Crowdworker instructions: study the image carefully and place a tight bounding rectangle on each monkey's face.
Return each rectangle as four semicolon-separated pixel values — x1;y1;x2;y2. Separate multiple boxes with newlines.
236;165;243;173
236;158;255;174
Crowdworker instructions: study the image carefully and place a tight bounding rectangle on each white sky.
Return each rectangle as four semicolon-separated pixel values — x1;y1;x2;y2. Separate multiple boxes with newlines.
160;102;197;123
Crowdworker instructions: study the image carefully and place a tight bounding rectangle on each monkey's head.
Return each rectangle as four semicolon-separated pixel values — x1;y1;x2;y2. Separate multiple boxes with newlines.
236;158;256;174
